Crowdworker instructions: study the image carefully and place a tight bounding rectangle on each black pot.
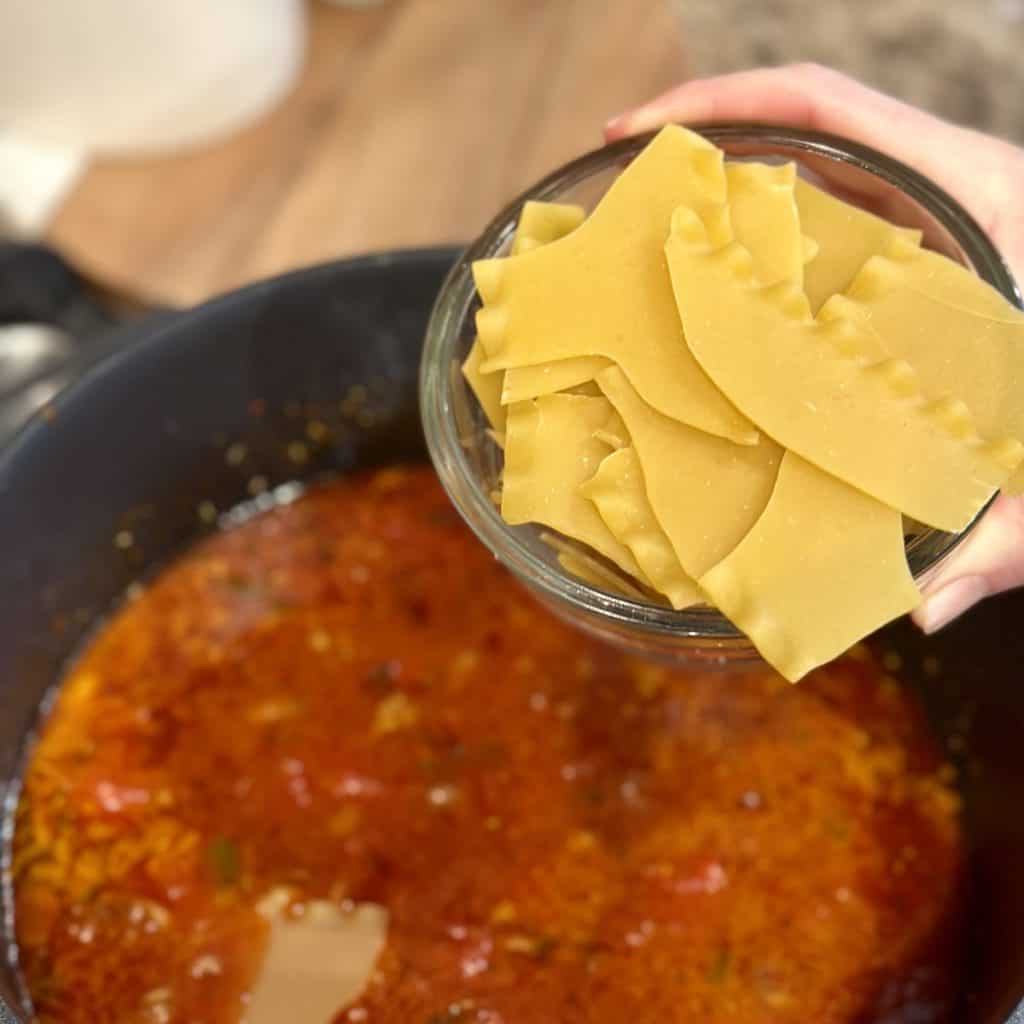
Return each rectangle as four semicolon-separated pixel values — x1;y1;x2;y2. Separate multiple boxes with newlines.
0;248;1022;1023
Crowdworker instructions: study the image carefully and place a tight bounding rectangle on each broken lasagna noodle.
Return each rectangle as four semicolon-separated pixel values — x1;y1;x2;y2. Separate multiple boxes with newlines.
466;125;1024;680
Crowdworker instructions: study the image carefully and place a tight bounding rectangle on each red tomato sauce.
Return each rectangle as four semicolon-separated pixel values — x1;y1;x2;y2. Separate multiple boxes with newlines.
14;466;965;1023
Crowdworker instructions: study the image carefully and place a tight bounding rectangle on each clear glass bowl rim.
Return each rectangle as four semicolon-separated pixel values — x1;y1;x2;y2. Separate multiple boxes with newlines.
420;123;1022;643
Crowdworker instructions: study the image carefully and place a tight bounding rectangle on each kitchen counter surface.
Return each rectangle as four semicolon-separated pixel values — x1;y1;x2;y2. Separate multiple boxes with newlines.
46;0;688;307
47;0;1024;309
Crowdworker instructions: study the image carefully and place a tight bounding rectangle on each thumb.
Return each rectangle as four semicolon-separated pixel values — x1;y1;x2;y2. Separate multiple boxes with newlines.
604;64;1012;247
912;494;1024;633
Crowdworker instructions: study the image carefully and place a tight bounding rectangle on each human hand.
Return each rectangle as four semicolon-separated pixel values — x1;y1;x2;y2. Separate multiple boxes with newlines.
606;64;1024;633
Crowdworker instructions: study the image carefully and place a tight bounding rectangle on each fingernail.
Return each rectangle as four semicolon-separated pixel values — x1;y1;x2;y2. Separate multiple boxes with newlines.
914;574;990;634
605;107;670;140
604;112;632;139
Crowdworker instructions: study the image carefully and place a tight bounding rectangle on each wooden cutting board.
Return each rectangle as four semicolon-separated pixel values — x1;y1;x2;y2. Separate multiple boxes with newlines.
46;0;688;307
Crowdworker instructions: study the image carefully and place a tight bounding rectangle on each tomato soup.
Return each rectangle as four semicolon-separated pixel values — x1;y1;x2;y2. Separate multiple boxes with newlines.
13;467;965;1023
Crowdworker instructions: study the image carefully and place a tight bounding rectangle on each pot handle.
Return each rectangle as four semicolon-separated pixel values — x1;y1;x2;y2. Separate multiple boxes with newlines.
0;242;118;339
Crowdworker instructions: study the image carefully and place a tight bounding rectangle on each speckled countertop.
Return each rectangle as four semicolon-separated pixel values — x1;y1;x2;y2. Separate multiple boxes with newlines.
678;0;1024;142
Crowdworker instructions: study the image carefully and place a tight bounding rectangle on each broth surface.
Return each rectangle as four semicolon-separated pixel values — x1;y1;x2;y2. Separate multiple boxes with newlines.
13;467;964;1023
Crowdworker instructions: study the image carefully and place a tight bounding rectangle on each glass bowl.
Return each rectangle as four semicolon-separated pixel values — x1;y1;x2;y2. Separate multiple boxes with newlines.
420;124;1021;668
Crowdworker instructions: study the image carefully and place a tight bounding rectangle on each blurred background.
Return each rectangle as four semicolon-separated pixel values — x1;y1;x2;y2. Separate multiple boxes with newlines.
1;0;1022;309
